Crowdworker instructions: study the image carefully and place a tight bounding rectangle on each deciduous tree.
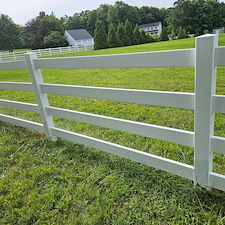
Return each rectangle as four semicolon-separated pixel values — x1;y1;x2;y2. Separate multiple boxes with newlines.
24;12;65;49
168;0;225;35
0;14;23;51
43;31;68;48
87;10;98;36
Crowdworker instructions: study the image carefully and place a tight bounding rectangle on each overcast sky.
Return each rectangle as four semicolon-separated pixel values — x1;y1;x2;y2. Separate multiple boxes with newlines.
1;0;176;25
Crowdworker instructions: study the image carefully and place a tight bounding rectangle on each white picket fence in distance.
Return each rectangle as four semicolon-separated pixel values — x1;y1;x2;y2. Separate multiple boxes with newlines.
1;34;225;191
0;45;94;62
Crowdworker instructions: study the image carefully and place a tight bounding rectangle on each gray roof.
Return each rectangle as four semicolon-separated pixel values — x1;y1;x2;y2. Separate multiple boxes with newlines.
66;29;93;40
139;22;161;28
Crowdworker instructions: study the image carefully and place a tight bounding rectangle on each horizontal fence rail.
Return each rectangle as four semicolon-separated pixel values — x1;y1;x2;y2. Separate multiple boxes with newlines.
51;127;195;180
34;49;196;69
0;60;27;70
1;34;225;192
0;114;44;132
211;136;225;155
46;106;194;147
0;99;38;113
215;47;225;66
209;172;225;191
40;84;195;110
212;95;225;113
0;82;33;92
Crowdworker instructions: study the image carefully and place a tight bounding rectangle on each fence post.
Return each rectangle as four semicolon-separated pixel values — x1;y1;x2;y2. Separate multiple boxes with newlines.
25;53;57;141
194;34;218;188
59;47;62;55
13;52;17;61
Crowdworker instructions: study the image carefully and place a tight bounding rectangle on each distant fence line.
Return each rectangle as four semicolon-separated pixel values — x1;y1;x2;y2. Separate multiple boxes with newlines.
0;45;94;62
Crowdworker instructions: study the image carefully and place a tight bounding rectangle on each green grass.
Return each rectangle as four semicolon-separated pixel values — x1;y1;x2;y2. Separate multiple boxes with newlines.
52;37;197;58
1;35;225;224
1;123;225;224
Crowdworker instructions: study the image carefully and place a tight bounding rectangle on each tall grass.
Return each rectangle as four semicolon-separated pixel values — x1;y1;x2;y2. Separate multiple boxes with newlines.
1;35;225;224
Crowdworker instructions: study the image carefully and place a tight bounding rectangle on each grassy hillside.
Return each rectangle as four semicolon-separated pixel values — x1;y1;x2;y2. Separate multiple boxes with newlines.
54;35;197;58
1;34;225;224
46;33;225;57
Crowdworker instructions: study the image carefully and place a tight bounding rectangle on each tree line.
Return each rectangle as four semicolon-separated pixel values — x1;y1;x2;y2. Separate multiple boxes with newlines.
94;19;163;50
1;0;225;51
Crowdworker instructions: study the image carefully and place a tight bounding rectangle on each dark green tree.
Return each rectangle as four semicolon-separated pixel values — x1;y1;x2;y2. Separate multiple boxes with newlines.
107;5;120;27
139;6;166;25
108;23;118;48
94;19;108;50
116;23;130;46
108;1;140;27
168;0;225;35
79;10;91;30
65;14;82;30
124;19;137;45
0;14;23;51
65;9;103;37
43;31;68;48
97;4;110;28
87;10;98;36
140;30;150;44
168;0;192;32
133;25;143;45
24;12;64;49
160;27;169;41
191;0;224;34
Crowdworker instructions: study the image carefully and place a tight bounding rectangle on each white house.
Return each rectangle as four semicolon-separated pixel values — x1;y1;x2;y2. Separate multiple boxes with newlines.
139;22;162;36
212;27;224;34
65;29;94;47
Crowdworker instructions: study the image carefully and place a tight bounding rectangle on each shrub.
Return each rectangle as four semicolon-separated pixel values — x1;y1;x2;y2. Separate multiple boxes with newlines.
43;31;68;48
178;27;188;39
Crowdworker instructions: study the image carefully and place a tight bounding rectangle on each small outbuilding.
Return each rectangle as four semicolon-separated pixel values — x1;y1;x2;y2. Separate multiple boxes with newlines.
65;29;94;47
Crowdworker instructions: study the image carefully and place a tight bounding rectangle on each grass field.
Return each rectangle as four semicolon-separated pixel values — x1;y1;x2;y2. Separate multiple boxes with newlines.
1;35;225;224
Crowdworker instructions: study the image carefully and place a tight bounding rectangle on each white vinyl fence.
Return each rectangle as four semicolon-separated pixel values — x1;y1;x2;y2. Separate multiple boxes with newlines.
0;34;225;191
0;45;94;62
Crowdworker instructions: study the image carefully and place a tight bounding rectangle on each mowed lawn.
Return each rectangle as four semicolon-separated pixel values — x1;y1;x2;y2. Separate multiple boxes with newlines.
1;35;225;224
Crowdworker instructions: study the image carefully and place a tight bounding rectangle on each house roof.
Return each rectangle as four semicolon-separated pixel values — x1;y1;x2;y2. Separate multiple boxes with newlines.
66;29;93;40
139;22;161;29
